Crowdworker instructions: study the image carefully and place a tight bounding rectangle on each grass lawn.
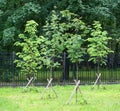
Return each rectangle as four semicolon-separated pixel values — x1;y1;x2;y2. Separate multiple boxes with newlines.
0;84;120;111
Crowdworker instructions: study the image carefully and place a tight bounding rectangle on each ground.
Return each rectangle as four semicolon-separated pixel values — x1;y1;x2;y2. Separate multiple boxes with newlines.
0;84;120;111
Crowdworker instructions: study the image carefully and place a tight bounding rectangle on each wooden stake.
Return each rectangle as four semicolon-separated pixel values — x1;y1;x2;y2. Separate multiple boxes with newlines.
24;77;34;90
91;73;102;90
40;78;57;99
66;80;87;104
23;77;33;91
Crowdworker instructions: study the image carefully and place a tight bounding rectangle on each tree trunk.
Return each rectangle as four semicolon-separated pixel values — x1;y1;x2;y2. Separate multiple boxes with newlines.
50;66;53;78
97;62;100;88
97;62;100;74
76;62;79;81
73;63;76;79
63;51;69;82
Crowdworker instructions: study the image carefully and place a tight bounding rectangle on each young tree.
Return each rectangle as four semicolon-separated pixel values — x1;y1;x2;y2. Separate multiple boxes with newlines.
87;21;113;88
43;10;62;78
43;39;60;78
66;35;85;80
43;9;89;80
87;21;113;73
59;10;88;80
14;20;46;80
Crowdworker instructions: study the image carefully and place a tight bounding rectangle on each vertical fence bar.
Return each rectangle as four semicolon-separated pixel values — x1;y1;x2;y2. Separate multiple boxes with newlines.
0;52;120;86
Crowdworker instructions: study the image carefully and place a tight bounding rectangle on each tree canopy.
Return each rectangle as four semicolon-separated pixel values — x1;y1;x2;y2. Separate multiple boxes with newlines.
0;0;119;66
14;20;46;77
87;21;113;73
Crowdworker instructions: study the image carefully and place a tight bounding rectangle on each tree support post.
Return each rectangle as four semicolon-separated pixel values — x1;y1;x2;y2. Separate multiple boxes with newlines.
91;73;105;90
40;78;57;99
66;80;87;104
23;77;34;90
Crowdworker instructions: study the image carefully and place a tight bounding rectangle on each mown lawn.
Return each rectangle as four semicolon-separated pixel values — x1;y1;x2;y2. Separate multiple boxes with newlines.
0;84;120;111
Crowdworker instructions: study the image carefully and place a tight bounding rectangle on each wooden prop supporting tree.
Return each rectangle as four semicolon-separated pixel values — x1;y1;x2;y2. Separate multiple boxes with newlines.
66;80;87;104
40;78;57;99
14;20;46;90
40;70;56;98
24;77;34;90
91;73;101;90
87;21;113;90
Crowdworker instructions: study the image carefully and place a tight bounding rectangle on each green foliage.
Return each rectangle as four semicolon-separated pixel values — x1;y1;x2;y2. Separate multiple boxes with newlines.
66;35;85;63
87;21;113;66
44;9;88;64
0;0;120;54
0;71;13;82
43;10;62;71
44;39;60;69
3;27;17;47
43;9;89;80
59;10;88;64
6;2;41;27
0;0;119;69
14;20;45;77
0;1;43;51
0;0;6;9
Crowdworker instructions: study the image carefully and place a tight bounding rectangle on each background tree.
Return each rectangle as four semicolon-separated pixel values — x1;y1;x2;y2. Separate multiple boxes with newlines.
0;0;50;51
1;0;120;56
56;0;120;67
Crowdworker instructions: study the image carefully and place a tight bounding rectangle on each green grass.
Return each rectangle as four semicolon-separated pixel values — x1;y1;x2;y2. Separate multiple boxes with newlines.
0;84;120;111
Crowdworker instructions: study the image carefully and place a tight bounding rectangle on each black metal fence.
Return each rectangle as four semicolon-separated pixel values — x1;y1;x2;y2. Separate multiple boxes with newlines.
0;52;120;86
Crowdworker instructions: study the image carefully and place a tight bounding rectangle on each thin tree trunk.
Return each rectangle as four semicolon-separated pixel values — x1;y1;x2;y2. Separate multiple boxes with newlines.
97;62;100;74
97;62;100;88
50;66;53;78
73;63;76;80
76;62;79;102
76;62;78;81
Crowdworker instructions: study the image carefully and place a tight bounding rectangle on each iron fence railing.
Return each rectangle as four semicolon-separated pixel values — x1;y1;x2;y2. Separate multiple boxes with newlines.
0;52;120;86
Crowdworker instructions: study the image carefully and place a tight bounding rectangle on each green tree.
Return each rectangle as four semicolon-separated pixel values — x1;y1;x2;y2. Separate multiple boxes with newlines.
43;9;89;79
66;35;85;80
87;21;113;74
14;20;46;79
59;10;89;80
43;39;61;78
1;0;120;54
43;10;62;78
0;0;119;71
